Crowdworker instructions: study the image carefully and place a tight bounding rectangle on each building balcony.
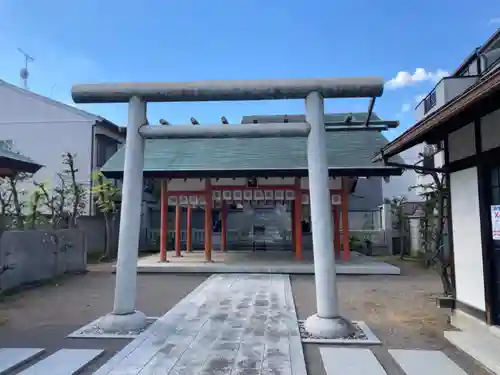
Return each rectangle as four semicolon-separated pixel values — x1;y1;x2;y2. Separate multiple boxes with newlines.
415;76;478;121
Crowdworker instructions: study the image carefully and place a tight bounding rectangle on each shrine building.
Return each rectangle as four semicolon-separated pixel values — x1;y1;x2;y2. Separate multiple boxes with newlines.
0;141;41;177
101;112;403;262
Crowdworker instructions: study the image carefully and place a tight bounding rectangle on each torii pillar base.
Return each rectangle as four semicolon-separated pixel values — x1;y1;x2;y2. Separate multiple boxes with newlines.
304;314;355;338
98;311;148;333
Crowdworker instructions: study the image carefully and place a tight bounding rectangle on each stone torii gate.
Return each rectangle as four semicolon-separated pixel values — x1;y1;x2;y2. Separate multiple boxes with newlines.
72;77;385;338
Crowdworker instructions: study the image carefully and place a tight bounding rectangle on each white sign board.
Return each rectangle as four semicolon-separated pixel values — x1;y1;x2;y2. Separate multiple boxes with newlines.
491;205;500;240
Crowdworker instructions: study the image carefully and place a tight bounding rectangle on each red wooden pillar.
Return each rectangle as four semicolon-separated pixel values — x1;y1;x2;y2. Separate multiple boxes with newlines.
294;178;303;260
175;204;182;257
186;206;193;252
221;200;227;251
291;200;296;253
333;205;341;257
204;179;213;262
341;178;350;261
160;180;168;262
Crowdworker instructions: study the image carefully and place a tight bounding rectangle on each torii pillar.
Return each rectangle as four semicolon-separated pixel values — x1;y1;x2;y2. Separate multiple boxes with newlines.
303;91;354;337
98;96;148;332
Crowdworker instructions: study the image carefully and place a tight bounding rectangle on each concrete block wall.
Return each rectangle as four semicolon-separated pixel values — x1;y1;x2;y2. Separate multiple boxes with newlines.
0;229;87;293
78;215;119;255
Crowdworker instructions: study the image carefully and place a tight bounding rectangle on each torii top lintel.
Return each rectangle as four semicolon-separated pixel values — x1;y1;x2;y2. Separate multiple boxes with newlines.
71;77;384;104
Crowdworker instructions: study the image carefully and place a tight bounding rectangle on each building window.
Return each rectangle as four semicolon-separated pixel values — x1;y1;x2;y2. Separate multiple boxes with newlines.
422;144;436;169
424;91;437;114
96;136;119;167
460;66;470;77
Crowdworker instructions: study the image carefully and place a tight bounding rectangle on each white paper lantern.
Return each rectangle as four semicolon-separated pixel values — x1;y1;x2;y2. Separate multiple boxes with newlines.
275;190;284;200
189;196;198;206
222;190;233;201
264;190;274;200
233;190;242;201
254;190;264;201
331;194;341;205
302;194;309;205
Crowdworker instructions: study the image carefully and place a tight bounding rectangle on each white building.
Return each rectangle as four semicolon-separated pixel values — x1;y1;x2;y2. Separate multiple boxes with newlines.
376;29;500;373
0;79;125;215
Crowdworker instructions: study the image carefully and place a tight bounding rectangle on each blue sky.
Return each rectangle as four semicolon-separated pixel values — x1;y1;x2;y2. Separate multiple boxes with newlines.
1;0;499;140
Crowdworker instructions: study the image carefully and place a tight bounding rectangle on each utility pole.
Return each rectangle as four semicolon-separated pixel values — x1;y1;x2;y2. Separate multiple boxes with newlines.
18;48;35;90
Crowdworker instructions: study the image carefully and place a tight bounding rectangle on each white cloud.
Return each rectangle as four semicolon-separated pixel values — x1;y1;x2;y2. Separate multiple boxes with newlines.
386;68;449;89
394;102;412;118
489;17;500;24
401;103;411;113
415;93;427;103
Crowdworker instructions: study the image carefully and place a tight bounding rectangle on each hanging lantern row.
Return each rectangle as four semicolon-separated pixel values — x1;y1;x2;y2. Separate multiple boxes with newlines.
166;190;341;206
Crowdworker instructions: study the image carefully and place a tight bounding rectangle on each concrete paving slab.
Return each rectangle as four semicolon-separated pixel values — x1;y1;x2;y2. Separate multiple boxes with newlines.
93;274;306;375
18;349;104;375
390;349;468;375
135;251;401;275
0;348;45;374
319;347;387;375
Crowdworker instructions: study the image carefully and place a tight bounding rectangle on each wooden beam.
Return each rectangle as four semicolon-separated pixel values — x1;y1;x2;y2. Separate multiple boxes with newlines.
204;179;213;262
294;178;303;260
162;191;204;197
333;206;341;257
291;200;297;253
186;206;192;252
221;201;227;252
341;177;350;261
160;180;168;262
175;205;182;257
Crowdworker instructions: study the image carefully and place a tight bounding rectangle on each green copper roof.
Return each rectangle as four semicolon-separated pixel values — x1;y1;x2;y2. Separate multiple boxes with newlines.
101;112;403;178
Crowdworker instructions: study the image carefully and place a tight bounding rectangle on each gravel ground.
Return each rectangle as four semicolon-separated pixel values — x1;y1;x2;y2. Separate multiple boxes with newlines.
0;264;207;373
292;258;491;375
0;258;491;375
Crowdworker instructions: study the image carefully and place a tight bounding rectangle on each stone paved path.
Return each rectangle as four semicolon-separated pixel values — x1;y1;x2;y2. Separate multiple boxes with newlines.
94;274;306;375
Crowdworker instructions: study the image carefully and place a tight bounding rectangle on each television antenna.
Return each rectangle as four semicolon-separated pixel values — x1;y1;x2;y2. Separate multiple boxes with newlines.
18;48;35;90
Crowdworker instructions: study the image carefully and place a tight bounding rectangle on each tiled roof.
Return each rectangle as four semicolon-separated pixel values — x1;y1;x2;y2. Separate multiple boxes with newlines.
0;141;42;174
102;113;402;177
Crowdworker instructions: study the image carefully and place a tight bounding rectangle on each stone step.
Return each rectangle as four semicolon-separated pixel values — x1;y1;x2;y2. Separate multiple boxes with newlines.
320;348;471;375
445;330;500;374
319;347;387;375
389;349;468;375
0;348;45;374
18;349;104;375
